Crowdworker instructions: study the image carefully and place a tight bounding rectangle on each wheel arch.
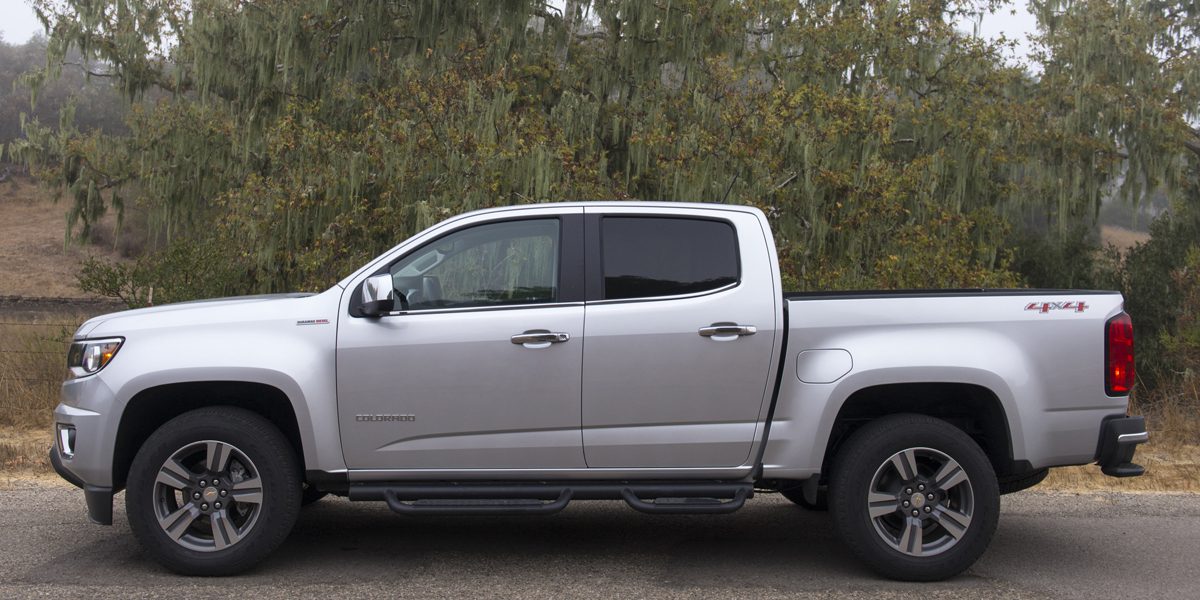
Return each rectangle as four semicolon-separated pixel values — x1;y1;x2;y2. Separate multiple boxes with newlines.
113;379;308;491
818;381;1021;482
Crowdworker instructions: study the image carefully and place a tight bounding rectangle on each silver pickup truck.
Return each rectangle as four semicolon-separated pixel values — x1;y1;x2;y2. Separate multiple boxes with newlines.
51;202;1147;580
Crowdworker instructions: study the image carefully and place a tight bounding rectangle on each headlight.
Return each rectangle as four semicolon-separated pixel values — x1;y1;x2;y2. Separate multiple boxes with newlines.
67;337;124;377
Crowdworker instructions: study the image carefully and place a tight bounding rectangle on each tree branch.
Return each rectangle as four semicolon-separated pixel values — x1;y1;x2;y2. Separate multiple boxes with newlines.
61;61;114;78
1185;128;1200;158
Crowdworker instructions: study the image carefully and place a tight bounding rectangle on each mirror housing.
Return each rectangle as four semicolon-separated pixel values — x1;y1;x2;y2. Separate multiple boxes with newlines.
361;274;396;317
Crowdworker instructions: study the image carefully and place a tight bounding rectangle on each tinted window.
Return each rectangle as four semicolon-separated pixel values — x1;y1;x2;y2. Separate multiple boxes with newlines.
390;219;559;309
601;217;738;300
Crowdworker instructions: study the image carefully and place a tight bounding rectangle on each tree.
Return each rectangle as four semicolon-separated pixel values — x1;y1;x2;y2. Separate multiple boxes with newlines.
0;35;127;161
14;0;1198;300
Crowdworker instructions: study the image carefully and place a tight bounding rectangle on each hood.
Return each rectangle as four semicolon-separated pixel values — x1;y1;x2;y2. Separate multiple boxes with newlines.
74;293;320;339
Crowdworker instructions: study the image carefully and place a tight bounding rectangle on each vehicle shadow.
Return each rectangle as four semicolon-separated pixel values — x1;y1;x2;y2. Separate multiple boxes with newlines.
23;496;1017;593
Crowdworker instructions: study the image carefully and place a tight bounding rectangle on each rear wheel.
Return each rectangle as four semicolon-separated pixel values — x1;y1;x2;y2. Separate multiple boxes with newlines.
126;407;301;575
829;414;999;581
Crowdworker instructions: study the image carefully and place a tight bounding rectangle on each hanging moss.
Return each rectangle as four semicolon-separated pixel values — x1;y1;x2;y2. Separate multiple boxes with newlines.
19;0;1200;294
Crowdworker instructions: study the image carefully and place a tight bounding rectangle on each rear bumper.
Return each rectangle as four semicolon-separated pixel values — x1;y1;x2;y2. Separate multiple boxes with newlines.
1095;415;1148;477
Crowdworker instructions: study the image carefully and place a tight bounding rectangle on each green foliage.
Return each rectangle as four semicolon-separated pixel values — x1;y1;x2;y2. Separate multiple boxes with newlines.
24;0;1076;294
0;36;127;157
77;239;249;308
1119;190;1200;386
1162;247;1200;376
1009;224;1122;290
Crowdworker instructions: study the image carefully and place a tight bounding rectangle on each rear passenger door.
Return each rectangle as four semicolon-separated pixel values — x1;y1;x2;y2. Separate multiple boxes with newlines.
580;207;779;468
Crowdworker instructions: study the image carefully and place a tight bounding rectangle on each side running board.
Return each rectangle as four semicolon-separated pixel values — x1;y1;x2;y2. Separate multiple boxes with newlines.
383;489;573;516
352;482;753;516
620;487;749;515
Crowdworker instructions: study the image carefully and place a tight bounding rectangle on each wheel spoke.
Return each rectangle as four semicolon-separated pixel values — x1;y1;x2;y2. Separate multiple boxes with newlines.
159;504;201;541
891;449;919;480
156;459;193;491
898;516;924;556
933;506;972;540
231;476;263;505
868;491;899;518
211;510;242;550
933;458;969;491
205;441;234;473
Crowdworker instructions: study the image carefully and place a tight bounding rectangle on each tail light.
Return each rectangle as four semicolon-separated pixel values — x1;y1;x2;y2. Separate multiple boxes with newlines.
1105;312;1135;395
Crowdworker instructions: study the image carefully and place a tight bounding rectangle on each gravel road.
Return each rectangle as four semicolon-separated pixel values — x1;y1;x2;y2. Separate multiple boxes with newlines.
2;483;1197;599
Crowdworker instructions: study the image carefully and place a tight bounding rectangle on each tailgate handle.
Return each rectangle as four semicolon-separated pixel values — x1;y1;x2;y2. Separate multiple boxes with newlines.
698;323;757;339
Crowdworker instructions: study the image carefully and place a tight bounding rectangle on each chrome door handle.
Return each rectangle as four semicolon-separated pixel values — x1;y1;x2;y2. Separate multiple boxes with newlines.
511;330;570;348
698;324;757;340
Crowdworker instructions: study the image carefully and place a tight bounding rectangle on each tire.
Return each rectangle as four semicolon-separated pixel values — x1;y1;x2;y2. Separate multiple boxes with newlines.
301;483;328;506
780;485;828;511
829;414;999;581
998;468;1049;495
126;407;302;576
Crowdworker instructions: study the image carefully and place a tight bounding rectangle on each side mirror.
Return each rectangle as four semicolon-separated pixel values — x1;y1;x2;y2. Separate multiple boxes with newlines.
361;274;396;317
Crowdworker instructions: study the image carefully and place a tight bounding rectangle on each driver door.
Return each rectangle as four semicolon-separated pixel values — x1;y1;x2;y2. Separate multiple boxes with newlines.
336;214;586;470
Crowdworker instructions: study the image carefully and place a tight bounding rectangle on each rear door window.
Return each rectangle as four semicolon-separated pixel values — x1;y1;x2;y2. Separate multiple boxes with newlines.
600;217;739;300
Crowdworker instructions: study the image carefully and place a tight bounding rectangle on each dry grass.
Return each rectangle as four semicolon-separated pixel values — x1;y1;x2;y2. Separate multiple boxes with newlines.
1100;224;1151;254
1043;383;1200;493
0;426;56;485
0;314;84;485
0;317;81;429
0;175;127;298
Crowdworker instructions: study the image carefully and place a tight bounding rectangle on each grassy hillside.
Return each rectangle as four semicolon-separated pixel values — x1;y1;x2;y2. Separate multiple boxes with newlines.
0;175;127;299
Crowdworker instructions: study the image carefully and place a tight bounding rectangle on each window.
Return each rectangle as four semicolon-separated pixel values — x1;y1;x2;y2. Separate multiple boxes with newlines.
601;217;738;300
389;219;559;310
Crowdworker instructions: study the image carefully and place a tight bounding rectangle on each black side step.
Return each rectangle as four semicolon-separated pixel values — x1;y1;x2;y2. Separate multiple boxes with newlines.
620;487;749;514
384;489;573;515
351;482;753;516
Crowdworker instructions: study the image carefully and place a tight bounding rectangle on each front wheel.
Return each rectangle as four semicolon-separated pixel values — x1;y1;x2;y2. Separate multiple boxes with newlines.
126;407;302;575
829;414;999;581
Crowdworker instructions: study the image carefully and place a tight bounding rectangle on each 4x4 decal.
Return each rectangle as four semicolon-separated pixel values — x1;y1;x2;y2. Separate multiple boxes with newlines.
1025;301;1089;313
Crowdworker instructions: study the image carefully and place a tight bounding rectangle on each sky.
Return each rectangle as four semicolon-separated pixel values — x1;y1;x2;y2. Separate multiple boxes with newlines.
0;0;41;44
970;4;1042;67
0;0;1041;62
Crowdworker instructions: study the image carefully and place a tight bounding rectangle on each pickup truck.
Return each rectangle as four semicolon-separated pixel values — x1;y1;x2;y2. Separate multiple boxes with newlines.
51;202;1148;580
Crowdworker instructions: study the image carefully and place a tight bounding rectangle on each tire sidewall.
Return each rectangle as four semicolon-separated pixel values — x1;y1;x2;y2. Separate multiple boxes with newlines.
829;414;1000;581
126;407;301;576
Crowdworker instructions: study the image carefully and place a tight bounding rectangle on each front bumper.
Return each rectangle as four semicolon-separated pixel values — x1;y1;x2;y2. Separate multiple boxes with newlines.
49;446;113;525
1095;415;1148;477
53;374;121;525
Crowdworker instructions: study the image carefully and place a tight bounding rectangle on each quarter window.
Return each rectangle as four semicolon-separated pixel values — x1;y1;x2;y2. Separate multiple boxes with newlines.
601;217;739;300
389;219;559;310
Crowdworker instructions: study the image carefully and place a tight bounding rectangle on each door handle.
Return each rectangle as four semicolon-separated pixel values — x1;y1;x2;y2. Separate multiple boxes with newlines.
511;330;571;349
698;323;757;340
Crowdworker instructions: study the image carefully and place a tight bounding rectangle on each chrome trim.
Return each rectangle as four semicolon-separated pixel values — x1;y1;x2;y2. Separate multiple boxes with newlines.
57;424;75;458
380;301;585;317
587;281;740;306
698;324;757;337
511;331;570;345
1117;432;1149;444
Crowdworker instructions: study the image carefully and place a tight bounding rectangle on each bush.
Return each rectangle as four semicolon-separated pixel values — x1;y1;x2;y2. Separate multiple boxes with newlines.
1120;201;1200;388
77;238;251;309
